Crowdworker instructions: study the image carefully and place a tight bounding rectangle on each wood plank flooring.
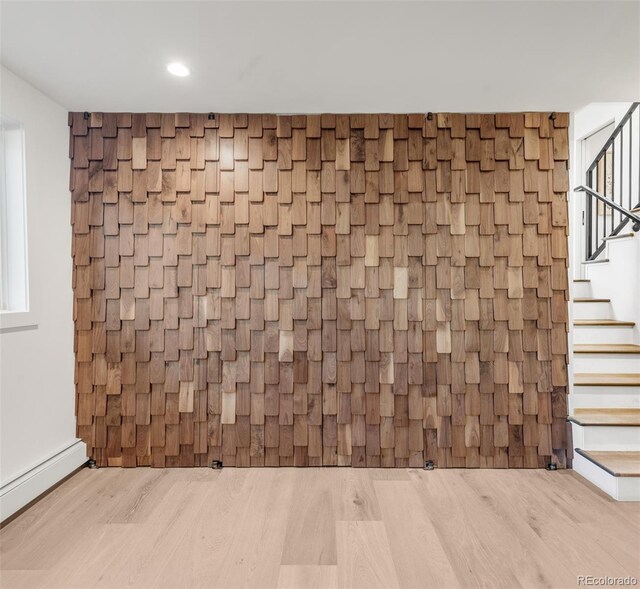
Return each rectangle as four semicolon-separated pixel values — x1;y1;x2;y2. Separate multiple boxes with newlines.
1;468;639;589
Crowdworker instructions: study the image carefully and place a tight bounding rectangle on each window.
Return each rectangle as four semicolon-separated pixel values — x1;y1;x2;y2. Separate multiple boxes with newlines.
0;114;29;316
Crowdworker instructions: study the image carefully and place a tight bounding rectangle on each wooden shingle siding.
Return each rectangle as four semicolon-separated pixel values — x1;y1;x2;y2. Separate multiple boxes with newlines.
69;112;571;468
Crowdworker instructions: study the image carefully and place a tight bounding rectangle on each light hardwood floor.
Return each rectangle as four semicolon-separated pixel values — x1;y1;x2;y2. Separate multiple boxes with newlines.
1;468;639;588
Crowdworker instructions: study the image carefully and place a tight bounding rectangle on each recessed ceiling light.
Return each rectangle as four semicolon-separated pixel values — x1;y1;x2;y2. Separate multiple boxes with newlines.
167;63;190;77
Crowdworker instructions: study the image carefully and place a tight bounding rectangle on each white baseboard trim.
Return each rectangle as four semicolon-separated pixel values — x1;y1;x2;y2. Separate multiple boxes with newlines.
0;439;87;522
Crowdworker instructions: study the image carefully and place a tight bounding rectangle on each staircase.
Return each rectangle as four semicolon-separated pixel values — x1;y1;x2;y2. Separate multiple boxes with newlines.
570;243;640;501
570;102;640;501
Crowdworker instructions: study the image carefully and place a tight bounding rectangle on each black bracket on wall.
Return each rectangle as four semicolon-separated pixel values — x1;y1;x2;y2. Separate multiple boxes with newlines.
426;112;433;121
546;462;558;471
87;459;97;469
549;112;557;121
208;113;216;120
83;111;90;120
424;460;435;471
211;460;223;469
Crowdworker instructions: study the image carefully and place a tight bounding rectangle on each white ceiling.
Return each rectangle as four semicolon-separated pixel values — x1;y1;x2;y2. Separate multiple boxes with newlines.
2;1;639;113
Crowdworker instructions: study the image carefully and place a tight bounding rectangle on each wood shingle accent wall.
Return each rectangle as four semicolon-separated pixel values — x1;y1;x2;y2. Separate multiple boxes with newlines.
69;112;571;468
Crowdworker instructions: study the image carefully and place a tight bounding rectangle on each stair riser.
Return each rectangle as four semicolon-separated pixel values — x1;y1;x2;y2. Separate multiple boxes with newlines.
572;302;613;320
571;387;640;409
572;326;636;344
571;423;640;451
572;453;640;501
572;282;593;299
573;354;640;373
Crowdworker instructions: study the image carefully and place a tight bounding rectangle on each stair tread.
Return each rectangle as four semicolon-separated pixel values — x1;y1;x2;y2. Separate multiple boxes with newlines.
574;344;640;354
574;373;640;386
573;297;611;303
573;320;636;327
575;449;640;477
569;408;640;426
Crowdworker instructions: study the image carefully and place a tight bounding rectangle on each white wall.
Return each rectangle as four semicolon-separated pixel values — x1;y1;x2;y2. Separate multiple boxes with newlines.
584;235;640;344
0;67;86;521
572;103;631;150
570;102;633;276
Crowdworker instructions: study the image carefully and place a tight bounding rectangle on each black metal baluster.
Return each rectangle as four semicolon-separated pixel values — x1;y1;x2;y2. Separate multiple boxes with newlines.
629;111;633;211
637;110;640;208
604;150;608;244
586;170;593;258
619;131;623;232
596;187;609;247
616;133;620;233
620;131;624;231
593;165;598;257
592;166;596;258
611;141;616;237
